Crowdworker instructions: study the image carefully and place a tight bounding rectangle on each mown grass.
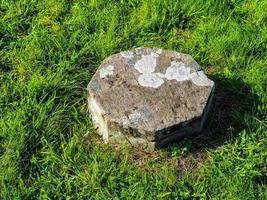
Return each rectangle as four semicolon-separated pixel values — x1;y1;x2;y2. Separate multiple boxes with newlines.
0;0;266;199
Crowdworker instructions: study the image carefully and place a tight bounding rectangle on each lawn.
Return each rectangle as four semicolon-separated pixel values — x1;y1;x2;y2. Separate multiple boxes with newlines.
0;0;266;199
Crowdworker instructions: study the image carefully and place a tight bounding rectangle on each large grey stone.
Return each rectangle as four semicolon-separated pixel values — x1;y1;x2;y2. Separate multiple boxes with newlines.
87;47;214;150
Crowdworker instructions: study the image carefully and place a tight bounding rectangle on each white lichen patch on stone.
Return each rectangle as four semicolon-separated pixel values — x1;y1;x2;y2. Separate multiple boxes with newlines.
165;61;191;82
99;65;114;79
138;73;164;88
131;48;213;89
120;51;134;58
128;110;142;124
134;54;157;74
189;71;214;87
155;72;166;79
129;110;149;124
88;96;109;141
120;116;130;128
151;52;160;58
156;48;162;55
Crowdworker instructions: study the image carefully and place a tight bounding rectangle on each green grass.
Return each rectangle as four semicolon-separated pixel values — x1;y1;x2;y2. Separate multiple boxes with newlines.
0;0;266;199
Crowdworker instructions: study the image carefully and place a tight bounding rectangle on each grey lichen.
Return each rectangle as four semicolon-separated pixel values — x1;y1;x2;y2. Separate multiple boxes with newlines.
99;65;114;79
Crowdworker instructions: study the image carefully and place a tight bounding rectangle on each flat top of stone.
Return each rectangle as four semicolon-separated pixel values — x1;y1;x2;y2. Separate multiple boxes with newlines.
88;47;214;133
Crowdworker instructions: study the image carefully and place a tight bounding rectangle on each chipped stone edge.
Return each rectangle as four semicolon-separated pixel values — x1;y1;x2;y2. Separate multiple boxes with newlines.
88;95;109;142
88;94;156;150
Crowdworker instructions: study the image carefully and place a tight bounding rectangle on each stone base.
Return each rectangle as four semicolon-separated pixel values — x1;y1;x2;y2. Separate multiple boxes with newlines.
88;85;214;150
87;47;215;150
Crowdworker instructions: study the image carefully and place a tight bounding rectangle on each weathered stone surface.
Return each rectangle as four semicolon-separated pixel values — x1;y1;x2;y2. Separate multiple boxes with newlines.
87;47;214;150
